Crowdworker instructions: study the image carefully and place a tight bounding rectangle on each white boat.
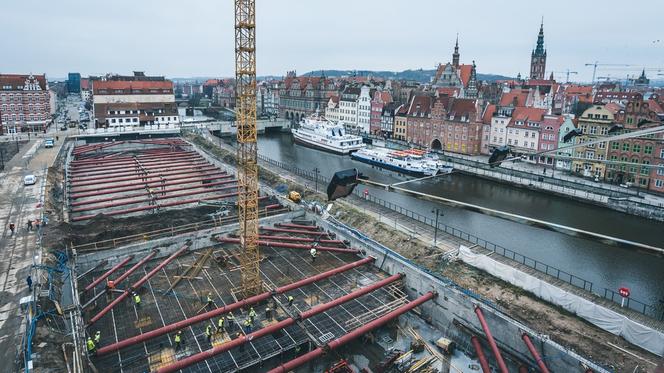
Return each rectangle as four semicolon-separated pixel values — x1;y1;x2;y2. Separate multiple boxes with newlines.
351;147;453;177
291;113;365;155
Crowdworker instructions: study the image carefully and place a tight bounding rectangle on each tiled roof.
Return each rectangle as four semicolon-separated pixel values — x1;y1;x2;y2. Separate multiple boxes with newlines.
407;95;433;117
93;80;173;93
510;107;546;124
564;85;593;96
329;95;339;104
448;98;476;118
436;87;460;97
458;64;473;87
499;89;529;107
647;99;664;114
0;74;47;90
80;78;90;90
542;115;564;128
482;104;496;124
605;102;624;114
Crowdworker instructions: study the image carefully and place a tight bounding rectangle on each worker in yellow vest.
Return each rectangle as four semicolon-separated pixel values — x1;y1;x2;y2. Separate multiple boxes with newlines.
86;337;96;355
133;292;141;308
248;307;257;324
174;330;183;351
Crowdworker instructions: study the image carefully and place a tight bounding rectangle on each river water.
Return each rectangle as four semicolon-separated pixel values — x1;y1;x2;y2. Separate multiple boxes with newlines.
236;132;664;307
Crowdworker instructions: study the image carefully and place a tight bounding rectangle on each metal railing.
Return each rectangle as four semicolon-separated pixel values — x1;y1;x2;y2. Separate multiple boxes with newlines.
254;152;660;319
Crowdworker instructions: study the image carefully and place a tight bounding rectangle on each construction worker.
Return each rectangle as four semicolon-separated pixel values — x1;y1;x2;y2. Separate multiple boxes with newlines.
310;247;317;263
26;219;33;231
265;306;272;321
226;314;235;332
205;324;213;343
243;318;252;334
217;317;224;333
206;292;214;309
9;223;15;236
106;279;115;290
248;307;257;324
94;331;101;345
174;331;183;351
133;292;141;308
86;337;96;355
26;275;32;291
287;295;294;306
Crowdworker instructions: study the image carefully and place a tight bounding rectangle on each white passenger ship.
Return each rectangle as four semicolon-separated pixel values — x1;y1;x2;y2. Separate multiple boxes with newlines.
291;113;365;155
351;147;453;177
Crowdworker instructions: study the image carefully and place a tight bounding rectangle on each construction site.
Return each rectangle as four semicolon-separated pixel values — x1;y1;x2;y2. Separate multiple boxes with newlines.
14;1;663;373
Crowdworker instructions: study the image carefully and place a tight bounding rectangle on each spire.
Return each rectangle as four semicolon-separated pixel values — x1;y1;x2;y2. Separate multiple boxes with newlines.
534;18;545;56
549;71;554;81
452;34;460;68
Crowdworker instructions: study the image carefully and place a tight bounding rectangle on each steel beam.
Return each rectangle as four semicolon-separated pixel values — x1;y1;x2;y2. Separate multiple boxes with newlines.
471;335;492;373
218;238;359;254
267;291;436;373
474;306;509;373
155;273;403;373
521;333;550;373
70;173;230;197
87;245;188;326
83;255;134;291
70;166;219;187
95;256;375;356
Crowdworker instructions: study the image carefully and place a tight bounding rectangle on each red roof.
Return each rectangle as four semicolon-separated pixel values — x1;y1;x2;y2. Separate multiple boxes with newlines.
93;80;173;93
436;87;460;97
647;99;663;114
329;95;339;104
482;104;496;124
605;102;624;114
80;78;90;90
448;98;476;118
0;74;47;91
458;64;473;87
564;85;593;96
407;95;433;117
525;79;555;86
499;89;529;107
510;107;546;124
542;115;564;129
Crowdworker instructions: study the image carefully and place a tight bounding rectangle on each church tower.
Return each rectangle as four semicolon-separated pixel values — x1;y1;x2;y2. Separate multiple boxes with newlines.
529;20;546;80
452;34;460;68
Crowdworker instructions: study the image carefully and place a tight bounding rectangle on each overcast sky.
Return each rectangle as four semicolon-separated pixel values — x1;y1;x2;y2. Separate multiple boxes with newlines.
1;0;662;82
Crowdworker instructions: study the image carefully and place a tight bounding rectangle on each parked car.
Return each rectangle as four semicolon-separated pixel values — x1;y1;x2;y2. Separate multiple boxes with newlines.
44;138;55;148
24;175;37;185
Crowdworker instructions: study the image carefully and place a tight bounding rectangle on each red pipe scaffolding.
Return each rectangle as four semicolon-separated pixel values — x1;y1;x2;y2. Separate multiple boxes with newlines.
71;192;240;222
113;250;158;285
71;161;210;182
156;273;404;373
275;223;320;230
71;180;237;207
474;306;509;373
470;335;492;373
257;235;345;245
259;226;334;237
96;256;375;356
71;185;238;213
70;154;203;172
83;255;134;292
70;173;230;198
71;166;219;187
217;238;359;254
88;245;188;326
521;333;551;373
267;291;436;373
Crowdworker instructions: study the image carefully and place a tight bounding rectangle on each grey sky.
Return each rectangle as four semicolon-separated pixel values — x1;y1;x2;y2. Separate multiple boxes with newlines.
1;0;662;82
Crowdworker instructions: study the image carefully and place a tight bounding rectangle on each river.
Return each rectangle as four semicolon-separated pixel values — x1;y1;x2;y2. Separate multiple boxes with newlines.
232;132;664;308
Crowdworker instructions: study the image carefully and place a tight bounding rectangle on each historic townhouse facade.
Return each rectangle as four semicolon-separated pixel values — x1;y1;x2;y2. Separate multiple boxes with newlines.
571;105;614;179
0;74;51;133
278;71;335;123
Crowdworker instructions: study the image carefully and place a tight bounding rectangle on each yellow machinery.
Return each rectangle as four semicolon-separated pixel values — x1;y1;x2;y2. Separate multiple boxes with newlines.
287;191;302;203
234;0;262;297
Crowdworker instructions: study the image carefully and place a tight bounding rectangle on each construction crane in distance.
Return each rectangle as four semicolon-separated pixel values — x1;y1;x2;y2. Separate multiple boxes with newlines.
551;69;578;83
585;62;632;83
234;0;262;297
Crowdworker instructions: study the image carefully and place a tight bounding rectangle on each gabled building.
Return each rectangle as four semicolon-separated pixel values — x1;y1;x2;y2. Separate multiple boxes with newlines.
572;105;615;178
431;36;478;98
480;104;496;155
538;114;565;166
324;95;340;123
0;74;51;133
393;104;408;141
338;86;361;131
380;102;400;137
556;116;577;171
357;86;375;133
505;107;547;160
370;90;392;135
278;71;335;123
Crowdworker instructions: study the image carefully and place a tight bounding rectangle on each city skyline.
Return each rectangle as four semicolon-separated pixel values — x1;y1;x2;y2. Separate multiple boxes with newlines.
1;0;663;81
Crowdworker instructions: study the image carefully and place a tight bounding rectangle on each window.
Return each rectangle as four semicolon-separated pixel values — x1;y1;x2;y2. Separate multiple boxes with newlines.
598;142;606;149
590;126;597;135
600;127;608;135
657;164;664;176
641;160;650;175
632;144;641;153
611;142;619;150
622;143;630;151
656;179;663;188
644;145;653;155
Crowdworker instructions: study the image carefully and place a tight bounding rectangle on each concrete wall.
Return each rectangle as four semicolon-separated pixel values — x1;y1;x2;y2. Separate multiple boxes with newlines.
315;213;608;373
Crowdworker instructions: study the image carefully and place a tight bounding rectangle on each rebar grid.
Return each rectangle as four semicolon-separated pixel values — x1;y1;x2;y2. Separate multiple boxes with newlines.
80;221;412;372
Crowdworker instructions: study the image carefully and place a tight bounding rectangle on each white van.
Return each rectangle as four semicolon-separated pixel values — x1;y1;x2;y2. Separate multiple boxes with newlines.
24;175;36;185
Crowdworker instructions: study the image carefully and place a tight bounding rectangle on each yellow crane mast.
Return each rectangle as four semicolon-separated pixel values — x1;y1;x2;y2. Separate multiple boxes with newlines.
234;0;262;297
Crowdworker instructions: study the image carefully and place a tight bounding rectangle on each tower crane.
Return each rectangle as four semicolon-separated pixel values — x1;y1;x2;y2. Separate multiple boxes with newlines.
234;0;262;297
551;69;578;83
584;62;632;83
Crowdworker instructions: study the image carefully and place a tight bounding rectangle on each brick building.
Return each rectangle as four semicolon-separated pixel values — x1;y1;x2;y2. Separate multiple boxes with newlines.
571;105;614;179
0;74;51;133
92;72;179;128
370;90;392;135
278;71;335;123
606;95;663;189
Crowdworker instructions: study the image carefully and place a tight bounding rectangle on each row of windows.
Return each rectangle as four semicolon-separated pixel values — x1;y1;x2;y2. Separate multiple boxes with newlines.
0;93;47;102
507;139;536;148
1;113;47;122
609;142;654;155
1;104;47;112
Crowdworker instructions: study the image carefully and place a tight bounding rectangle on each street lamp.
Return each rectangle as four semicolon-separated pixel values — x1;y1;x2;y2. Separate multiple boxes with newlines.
431;208;444;246
313;167;320;193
